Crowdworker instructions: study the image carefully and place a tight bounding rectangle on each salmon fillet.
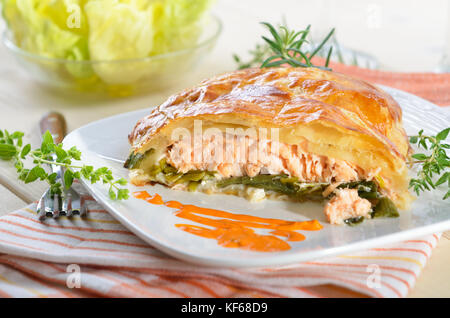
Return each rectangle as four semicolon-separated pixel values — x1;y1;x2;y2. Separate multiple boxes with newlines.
324;189;372;225
167;133;364;183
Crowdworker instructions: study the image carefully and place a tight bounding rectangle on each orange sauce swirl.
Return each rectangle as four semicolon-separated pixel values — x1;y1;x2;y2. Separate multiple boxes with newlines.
133;191;322;252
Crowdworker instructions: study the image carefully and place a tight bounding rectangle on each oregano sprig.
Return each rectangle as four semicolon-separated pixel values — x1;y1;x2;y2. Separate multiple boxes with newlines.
408;128;450;200
0;129;129;201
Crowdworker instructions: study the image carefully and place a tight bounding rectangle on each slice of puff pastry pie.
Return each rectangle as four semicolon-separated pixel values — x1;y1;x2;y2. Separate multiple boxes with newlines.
125;67;412;225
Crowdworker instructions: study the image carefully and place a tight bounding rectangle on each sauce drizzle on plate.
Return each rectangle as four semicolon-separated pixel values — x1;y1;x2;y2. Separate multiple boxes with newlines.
133;191;322;252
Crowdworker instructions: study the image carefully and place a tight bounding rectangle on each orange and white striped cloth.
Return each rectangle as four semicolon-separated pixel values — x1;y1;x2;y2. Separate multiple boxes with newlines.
0;183;441;298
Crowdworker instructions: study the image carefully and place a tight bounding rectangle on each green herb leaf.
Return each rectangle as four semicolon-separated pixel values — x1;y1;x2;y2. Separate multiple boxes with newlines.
48;172;58;184
0;129;129;201
41;131;55;154
20;144;31;159
116;178;128;186
444;191;450;200
63;169;74;189
10;131;24;139
117;188;129;200
109;188;117;200
411;153;427;160
55;145;68;161
68;146;82;161
0;144;17;160
435;172;449;187
81;165;94;178
24;166;46;184
409;129;450;199
436;128;450;142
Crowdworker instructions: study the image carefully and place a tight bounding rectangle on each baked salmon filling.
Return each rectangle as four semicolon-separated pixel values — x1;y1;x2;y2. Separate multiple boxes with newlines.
166;133;365;182
125;134;398;225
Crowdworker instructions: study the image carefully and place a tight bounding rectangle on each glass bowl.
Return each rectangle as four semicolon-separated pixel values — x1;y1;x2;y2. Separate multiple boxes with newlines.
2;14;222;97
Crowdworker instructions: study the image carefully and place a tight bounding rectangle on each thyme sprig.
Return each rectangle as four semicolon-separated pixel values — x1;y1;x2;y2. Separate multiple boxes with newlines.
409;128;450;200
0;129;129;201
233;22;335;70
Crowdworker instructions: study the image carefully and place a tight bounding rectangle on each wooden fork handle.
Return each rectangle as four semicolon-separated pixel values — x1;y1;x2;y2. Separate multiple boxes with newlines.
39;111;67;144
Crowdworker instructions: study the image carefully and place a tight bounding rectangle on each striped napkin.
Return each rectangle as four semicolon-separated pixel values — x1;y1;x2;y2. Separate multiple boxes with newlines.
0;183;441;298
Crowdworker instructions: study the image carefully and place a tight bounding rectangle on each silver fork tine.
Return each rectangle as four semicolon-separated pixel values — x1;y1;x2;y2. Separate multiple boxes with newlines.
80;196;87;217
70;189;81;215
44;190;54;218
64;193;73;217
37;195;46;220
37;187;84;220
52;194;60;218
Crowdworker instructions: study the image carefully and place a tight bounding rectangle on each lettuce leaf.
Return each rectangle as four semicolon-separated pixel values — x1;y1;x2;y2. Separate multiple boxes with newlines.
2;0;88;58
1;0;212;83
84;0;155;83
1;0;91;78
150;0;212;55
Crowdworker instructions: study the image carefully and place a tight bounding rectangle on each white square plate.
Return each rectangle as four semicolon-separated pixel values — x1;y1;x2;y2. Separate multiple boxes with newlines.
63;86;450;268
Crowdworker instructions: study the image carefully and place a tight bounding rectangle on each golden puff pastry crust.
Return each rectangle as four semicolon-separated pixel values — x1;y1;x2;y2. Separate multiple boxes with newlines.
128;67;413;208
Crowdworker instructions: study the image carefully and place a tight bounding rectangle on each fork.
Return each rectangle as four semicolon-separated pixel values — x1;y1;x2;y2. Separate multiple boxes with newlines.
36;112;86;220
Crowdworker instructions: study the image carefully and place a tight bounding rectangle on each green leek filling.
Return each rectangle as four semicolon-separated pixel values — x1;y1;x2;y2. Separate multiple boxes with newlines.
126;154;399;223
149;158;215;191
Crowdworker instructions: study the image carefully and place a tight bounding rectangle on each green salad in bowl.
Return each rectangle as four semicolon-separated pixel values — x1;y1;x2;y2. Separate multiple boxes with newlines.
1;0;221;96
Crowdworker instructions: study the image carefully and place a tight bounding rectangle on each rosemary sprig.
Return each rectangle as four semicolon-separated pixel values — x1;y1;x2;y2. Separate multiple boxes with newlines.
0;129;129;201
408;128;450;200
234;22;335;70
